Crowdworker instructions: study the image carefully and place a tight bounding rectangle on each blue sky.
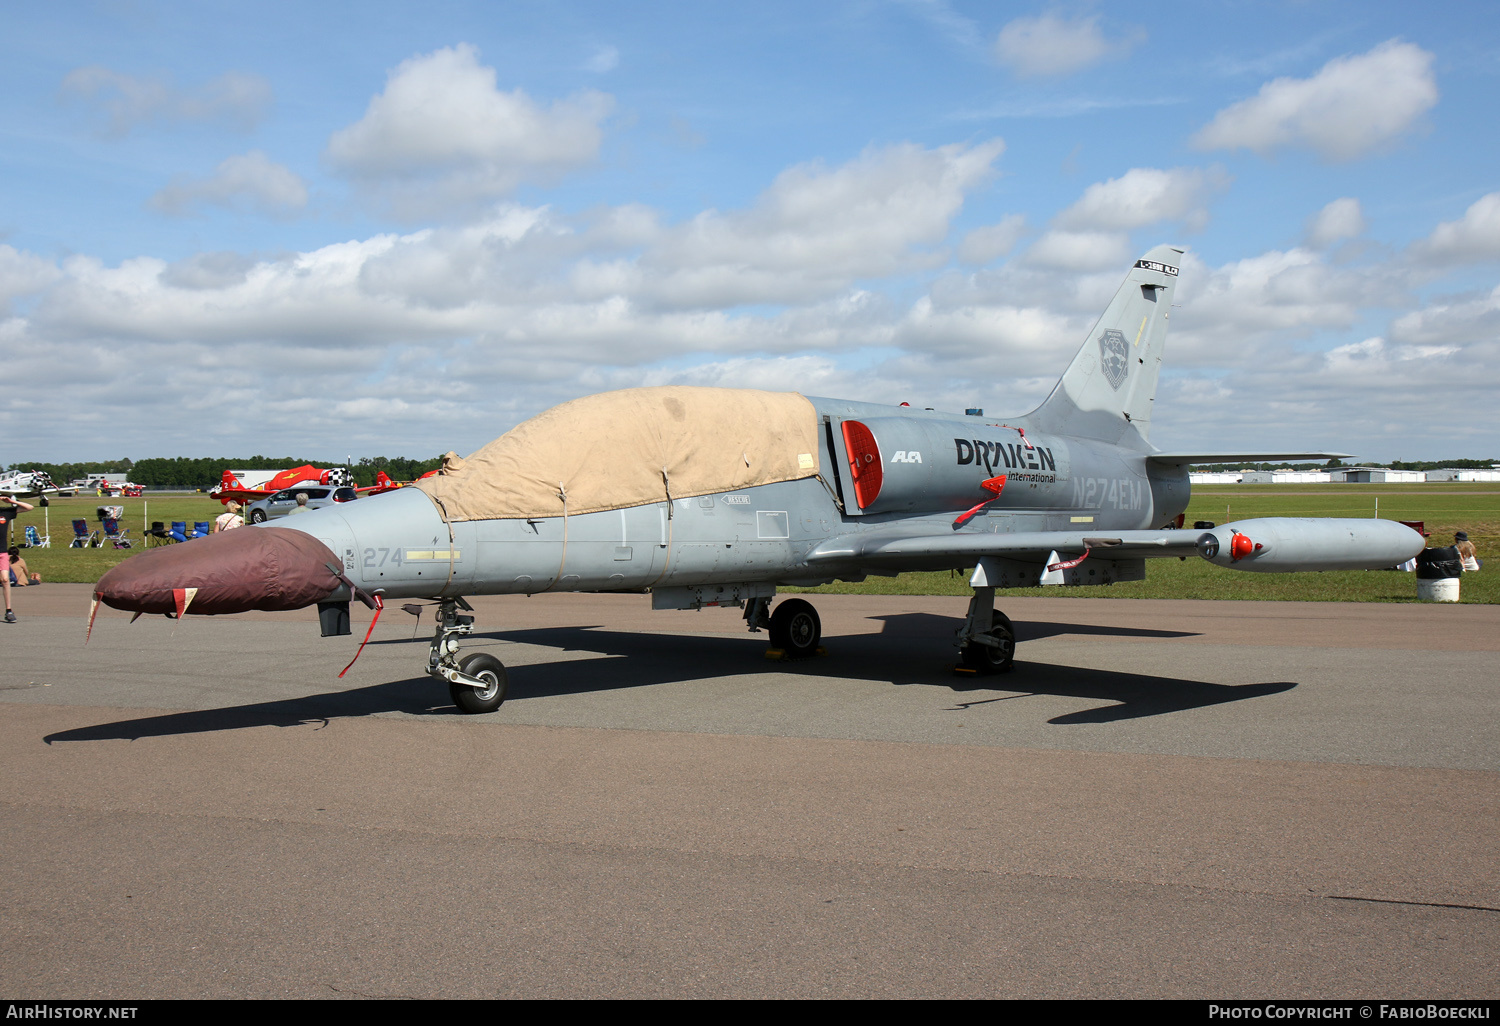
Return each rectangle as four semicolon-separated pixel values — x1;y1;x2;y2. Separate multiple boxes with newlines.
3;1;1498;463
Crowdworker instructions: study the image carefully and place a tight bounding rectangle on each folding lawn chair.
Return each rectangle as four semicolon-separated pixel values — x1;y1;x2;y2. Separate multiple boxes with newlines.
70;519;100;548
102;517;132;549
189;521;210;540
24;525;49;548
146;521;173;547
169;521;190;543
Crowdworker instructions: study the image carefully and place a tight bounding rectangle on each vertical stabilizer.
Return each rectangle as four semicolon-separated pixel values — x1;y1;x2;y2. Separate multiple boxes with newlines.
1029;244;1183;444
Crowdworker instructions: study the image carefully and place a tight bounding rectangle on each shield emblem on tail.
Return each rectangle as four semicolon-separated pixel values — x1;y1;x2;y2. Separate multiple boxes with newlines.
1099;329;1128;391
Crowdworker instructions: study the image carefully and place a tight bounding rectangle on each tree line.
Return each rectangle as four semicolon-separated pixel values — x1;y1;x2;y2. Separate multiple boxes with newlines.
3;456;447;490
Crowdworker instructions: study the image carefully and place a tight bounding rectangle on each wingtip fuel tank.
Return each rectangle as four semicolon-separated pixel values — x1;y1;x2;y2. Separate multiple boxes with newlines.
1196;518;1425;573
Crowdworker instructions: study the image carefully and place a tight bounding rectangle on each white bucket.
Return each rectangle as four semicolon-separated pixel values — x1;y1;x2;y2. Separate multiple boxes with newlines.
1417;577;1460;602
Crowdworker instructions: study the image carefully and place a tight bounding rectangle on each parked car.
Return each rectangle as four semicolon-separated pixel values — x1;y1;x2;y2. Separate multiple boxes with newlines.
245;486;358;522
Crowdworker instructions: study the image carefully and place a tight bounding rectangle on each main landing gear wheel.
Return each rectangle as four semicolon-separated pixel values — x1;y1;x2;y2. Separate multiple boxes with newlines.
450;653;508;714
249;508;267;523
769;598;821;659
960;608;1015;674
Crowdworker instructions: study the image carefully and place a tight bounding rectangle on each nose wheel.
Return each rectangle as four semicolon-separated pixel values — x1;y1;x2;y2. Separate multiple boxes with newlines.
450;653;508;714
427;598;508;714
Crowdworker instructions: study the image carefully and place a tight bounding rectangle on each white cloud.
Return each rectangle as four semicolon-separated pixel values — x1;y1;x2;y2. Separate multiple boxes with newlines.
1411;192;1500;265
10;136;1500;463
993;14;1141;78
1024;230;1132;271
1165;248;1403;364
584;45;619;73
1304;198;1365;249
1054;166;1229;232
1389;284;1500;346
149;151;308;218
0;245;62;314
957;214;1027;265
60;66;272;136
639;139;1005;308
158;251;257;290
1192;40;1437;161
325;43;613;216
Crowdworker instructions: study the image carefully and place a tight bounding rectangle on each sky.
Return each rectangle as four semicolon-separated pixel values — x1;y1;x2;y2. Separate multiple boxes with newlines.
2;0;1498;465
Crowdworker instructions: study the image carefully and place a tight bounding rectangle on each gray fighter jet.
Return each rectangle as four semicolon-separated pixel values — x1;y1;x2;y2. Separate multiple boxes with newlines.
94;245;1423;712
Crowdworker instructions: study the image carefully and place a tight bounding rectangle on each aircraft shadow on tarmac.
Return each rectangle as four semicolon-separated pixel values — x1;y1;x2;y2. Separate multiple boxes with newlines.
44;613;1294;743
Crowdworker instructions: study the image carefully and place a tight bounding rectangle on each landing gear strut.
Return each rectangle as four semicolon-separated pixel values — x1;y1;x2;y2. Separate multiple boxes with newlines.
956;559;1016;674
427;597;508;714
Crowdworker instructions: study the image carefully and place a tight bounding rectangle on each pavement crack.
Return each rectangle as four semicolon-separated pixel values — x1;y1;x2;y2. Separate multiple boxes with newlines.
1327;894;1500;914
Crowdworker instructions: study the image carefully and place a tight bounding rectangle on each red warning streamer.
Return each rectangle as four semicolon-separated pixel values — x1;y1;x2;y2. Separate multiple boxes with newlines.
338;593;384;678
953;475;1007;527
1047;548;1092;572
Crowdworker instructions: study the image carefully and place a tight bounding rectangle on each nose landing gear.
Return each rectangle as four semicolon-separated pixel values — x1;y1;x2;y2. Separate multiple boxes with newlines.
427;597;508;714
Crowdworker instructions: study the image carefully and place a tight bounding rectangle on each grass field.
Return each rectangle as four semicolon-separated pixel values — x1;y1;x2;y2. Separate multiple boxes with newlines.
9;485;1498;603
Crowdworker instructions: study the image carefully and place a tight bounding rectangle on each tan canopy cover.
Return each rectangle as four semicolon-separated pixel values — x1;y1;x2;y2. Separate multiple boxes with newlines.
416;386;822;521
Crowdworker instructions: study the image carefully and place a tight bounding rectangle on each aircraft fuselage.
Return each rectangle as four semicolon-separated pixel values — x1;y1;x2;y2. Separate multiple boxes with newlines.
284;396;1190;604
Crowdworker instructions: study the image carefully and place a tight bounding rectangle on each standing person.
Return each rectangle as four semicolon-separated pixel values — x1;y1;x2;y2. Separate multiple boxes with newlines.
1455;531;1481;571
214;500;245;533
0;497;34;623
288;492;311;515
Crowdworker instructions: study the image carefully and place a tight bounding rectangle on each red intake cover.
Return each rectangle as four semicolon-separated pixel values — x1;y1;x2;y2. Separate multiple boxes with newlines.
841;420;883;509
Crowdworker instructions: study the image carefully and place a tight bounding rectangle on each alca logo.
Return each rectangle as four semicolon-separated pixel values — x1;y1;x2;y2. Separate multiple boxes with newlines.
1099;329;1128;391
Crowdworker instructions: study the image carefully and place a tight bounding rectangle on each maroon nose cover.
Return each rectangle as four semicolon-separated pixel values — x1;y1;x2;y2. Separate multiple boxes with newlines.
95;527;343;615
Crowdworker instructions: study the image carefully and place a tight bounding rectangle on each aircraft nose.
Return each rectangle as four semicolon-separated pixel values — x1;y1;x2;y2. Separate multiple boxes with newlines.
94;527;344;615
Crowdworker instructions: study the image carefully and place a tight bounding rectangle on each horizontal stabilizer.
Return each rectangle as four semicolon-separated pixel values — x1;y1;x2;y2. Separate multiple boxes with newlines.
1147;451;1353;467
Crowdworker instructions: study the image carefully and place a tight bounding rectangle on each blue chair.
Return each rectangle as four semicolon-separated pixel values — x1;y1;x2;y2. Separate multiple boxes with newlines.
70;519;99;548
190;521;210;540
24;525;49;548
102;517;132;549
169;521;190;543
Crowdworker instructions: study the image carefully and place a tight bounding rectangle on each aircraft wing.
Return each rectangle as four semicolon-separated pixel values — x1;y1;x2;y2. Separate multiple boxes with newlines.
1146;451;1353;466
806;529;1202;565
216;484;276;504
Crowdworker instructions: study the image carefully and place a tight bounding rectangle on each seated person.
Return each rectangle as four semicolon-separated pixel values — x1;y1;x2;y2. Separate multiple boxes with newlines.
6;547;40;586
1455;532;1481;571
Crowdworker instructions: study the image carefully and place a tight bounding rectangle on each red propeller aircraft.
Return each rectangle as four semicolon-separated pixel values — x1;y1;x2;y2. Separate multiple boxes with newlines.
213;466;349;505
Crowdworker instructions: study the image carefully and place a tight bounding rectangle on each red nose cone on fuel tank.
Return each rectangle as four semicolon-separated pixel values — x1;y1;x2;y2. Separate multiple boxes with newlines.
1229;532;1256;562
94;527;343;615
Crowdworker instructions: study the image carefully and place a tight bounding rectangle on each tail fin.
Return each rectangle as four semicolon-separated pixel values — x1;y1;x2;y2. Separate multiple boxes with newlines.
1030;244;1183;443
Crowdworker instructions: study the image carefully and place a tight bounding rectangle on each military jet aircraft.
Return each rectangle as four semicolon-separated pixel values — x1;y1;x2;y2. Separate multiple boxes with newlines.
92;245;1424;713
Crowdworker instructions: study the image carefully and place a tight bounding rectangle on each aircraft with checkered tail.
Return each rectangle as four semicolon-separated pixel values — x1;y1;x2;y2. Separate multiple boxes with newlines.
92;245;1424;713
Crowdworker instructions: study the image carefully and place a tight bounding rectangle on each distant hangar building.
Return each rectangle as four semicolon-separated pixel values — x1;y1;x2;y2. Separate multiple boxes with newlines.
1425;467;1500;482
1187;466;1471;484
1334;468;1426;483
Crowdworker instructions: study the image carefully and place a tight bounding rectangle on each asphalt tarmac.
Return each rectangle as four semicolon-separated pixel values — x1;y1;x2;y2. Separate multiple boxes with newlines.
2;585;1496;999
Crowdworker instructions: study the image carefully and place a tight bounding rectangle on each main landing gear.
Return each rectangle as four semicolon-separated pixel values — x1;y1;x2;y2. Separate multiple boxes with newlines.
428;597;509;714
744;595;823;659
955;558;1016;674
